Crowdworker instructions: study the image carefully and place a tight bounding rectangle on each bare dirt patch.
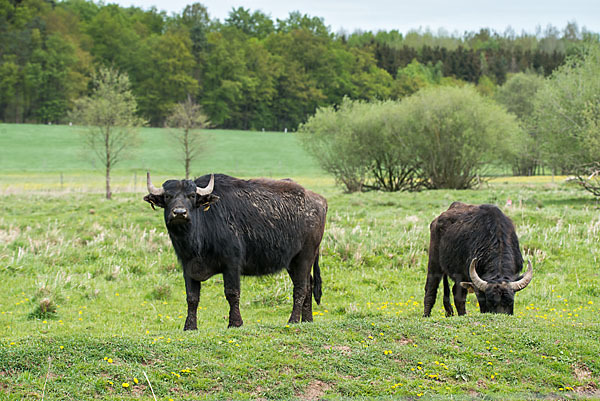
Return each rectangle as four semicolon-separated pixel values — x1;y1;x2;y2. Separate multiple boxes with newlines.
573;364;599;396
300;380;332;400
323;345;352;356
396;337;414;345
574;364;592;382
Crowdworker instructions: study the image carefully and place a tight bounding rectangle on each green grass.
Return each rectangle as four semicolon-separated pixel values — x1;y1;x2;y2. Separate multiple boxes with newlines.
1;124;599;399
0;123;326;192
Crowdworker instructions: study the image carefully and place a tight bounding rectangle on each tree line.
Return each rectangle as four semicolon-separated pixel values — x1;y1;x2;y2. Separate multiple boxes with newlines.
1;0;598;130
299;45;600;195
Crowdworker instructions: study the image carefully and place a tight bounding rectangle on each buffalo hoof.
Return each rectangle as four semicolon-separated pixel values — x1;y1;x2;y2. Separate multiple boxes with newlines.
301;314;313;323
228;320;243;328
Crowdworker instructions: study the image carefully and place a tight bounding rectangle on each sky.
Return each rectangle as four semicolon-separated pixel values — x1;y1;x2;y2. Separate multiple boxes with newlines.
109;0;600;35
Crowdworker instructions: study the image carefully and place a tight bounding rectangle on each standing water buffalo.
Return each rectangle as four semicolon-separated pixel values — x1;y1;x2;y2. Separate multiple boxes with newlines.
144;173;327;330
423;202;533;317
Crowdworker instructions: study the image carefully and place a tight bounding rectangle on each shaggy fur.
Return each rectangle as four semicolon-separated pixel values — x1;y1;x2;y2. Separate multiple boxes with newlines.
145;174;327;329
423;202;529;316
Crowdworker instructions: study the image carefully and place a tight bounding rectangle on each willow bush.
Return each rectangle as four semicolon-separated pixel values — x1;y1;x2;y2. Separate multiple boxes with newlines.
299;87;523;192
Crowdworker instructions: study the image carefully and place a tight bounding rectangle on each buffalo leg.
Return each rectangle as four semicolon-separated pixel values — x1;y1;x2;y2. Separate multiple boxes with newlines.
453;283;468;316
423;272;442;317
184;276;201;331
288;253;312;324
301;275;314;322
223;270;243;328
442;275;454;317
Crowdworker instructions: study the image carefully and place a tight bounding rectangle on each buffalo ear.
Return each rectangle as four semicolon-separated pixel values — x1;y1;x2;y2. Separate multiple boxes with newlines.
144;194;165;209
460;282;475;293
196;194;220;209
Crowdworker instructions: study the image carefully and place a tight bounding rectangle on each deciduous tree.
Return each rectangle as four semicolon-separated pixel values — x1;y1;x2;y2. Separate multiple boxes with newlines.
70;67;144;199
534;45;600;174
166;95;210;179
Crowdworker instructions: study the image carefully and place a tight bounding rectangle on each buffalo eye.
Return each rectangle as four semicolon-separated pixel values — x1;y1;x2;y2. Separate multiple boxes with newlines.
188;194;196;200
164;194;173;201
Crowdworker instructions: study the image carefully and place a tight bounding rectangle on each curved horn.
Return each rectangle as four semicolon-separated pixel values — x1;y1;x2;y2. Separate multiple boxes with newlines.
509;260;533;292
146;172;164;195
469;258;489;292
196;174;215;196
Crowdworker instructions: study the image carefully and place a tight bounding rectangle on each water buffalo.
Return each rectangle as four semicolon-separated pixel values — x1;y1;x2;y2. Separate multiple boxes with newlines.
144;173;327;329
423;202;533;316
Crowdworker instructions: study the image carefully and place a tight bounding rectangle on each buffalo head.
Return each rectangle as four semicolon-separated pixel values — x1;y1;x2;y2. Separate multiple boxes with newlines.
460;258;533;314
144;172;220;226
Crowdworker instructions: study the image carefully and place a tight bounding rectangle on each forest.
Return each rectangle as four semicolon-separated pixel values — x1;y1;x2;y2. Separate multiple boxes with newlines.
0;0;598;130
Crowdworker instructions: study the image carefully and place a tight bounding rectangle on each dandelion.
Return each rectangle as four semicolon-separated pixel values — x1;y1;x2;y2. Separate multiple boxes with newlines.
59;345;64;349
122;382;129;388
134;378;139;384
107;358;113;364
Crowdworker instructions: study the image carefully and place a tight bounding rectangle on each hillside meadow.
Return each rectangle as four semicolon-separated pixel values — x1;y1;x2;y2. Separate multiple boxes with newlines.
0;124;599;400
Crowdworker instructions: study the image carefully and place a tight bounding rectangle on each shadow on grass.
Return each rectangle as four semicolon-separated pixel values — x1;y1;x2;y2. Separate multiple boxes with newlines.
541;196;600;208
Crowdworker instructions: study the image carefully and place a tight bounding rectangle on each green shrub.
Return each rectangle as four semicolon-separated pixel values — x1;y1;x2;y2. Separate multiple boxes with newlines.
396;85;523;189
300;87;523;191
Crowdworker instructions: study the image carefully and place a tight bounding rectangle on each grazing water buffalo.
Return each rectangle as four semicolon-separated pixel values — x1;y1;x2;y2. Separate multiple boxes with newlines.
423;202;533;317
144;173;327;330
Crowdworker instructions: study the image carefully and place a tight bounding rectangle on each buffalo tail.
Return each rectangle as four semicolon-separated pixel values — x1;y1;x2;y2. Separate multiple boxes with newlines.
443;274;450;302
313;252;322;305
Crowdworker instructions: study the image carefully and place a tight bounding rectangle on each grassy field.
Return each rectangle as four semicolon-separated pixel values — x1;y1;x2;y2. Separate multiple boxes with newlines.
0;123;325;193
0;124;599;400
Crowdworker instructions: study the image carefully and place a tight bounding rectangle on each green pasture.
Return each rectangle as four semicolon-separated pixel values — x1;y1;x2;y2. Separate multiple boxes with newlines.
0;123;325;193
0;124;599;400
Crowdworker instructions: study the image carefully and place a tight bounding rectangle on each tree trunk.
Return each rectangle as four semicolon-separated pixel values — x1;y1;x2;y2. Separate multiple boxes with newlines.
184;128;190;179
105;127;112;199
106;164;111;199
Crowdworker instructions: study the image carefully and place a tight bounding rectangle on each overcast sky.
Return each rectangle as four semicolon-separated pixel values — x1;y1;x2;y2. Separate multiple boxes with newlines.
109;0;600;35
